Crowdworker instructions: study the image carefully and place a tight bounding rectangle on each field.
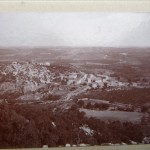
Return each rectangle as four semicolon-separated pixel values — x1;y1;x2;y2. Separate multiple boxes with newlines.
80;108;143;123
1;145;150;150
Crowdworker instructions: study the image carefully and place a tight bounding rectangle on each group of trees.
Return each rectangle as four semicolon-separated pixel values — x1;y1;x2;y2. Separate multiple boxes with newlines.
76;88;150;106
0;102;144;148
77;100;109;110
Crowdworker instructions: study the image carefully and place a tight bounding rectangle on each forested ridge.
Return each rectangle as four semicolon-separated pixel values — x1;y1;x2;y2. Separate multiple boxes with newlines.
0;103;143;148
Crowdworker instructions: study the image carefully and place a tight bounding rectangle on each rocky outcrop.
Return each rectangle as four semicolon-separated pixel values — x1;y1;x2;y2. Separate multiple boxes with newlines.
0;62;53;100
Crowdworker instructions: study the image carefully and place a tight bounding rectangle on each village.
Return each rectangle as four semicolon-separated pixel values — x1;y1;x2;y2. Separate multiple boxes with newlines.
0;61;150;115
0;53;150;148
0;61;150;101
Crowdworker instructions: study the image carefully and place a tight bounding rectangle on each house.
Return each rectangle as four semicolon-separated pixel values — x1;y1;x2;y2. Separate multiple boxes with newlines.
142;137;150;144
91;82;99;89
77;78;86;85
78;143;87;147
83;74;88;80
67;79;75;85
87;78;92;84
65;144;71;147
45;62;50;66
69;73;77;79
43;145;48;148
130;140;137;145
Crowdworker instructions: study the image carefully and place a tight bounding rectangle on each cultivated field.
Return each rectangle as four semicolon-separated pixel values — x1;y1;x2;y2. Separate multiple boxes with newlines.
80;108;143;123
1;145;150;150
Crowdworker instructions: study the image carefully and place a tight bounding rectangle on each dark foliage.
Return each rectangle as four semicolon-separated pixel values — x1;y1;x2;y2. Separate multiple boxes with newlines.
0;103;144;148
76;88;150;105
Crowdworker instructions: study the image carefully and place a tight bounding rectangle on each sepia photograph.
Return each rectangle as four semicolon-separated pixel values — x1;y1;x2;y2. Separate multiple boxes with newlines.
0;9;150;150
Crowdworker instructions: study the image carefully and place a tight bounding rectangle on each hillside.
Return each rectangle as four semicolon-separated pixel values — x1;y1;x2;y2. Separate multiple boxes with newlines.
0;47;150;148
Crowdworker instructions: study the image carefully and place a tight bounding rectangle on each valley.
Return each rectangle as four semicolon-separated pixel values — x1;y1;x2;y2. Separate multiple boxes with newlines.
0;47;150;148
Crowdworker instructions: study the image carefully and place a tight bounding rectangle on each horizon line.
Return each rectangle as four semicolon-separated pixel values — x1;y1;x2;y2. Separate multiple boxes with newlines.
0;46;150;49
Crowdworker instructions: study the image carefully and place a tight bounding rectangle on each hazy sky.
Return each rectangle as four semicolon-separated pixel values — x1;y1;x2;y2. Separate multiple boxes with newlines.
0;13;150;47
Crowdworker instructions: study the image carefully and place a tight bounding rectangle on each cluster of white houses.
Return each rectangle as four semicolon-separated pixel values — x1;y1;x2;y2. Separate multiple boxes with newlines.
1;62;150;96
60;72;128;89
59;71;150;89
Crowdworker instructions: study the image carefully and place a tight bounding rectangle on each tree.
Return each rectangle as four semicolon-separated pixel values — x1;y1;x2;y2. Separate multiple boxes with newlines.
77;100;84;108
